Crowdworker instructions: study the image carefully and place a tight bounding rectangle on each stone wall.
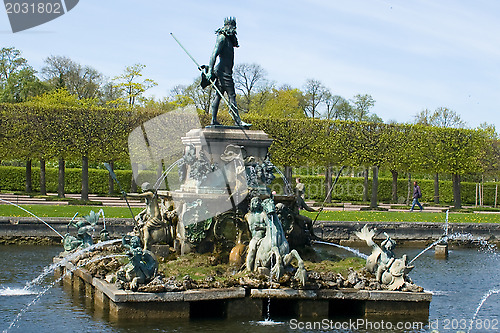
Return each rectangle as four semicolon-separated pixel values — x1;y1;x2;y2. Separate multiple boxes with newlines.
315;221;500;246
1;217;499;246
56;261;431;321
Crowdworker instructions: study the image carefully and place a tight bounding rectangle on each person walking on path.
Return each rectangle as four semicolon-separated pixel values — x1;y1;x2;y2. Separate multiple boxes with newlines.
410;181;423;212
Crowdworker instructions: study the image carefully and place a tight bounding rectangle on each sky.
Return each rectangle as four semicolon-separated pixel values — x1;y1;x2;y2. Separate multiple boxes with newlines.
2;0;500;129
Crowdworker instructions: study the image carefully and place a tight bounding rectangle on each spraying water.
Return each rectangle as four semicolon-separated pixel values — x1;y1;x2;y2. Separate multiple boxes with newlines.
265;214;274;322
255;250;284;326
468;289;500;333
97;209;106;230
0;287;35;296
3;253;126;333
19;239;121;291
153;158;183;191
409;238;448;265
273;166;293;195
409;232;497;265
0;198;64;239
312;240;368;259
443;209;449;237
408;211;499;264
265;257;273;322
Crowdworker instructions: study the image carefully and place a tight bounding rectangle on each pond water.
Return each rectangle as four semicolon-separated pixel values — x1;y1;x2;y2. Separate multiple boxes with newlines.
0;244;498;332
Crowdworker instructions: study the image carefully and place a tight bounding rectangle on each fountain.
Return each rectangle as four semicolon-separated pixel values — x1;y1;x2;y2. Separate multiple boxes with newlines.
409;231;497;266
43;106;429;321
434;210;449;259
311;239;368;260
1;156;498;330
11;18;500;331
0;102;436;328
354;225;420;292
4;252;126;333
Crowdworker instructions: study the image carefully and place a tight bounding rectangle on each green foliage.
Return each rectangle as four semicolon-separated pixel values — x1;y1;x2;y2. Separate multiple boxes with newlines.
0;47;27;80
41;55;104;100
0;100;140;163
28;88;99;108
351;94;376;121
278;173;499;205
112;63;157;107
0;166;132;194
0;166;26;191
248;115;324;166
0;163;497;206
0;67;48;103
414;107;465;128
255;88;306;118
0;102;495;204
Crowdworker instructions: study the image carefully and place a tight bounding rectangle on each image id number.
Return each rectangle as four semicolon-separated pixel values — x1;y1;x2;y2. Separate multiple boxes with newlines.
442;318;499;331
5;2;62;14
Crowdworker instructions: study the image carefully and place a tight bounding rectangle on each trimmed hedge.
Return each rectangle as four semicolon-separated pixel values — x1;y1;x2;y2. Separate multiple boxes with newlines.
1;166;498;205
270;174;499;205
0;166;132;194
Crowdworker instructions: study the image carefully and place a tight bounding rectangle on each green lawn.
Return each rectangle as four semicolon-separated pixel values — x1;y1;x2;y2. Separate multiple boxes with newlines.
1;203;499;223
302;210;500;224
0;204;142;219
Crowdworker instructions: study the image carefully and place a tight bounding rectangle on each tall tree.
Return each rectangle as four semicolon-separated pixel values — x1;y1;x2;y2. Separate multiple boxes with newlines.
437;128;484;208
233;63;269;112
477;123;500;181
413;107;467;203
0;47;47;103
259;87;306;119
28;89;100;199
0;67;48;103
42;55;104;99
100;82;124;107
325;95;354;120
414;107;465;128
384;124;413;203
351;94;375;122
303;79;330;118
112;63;157;107
0;103;36;192
0;49;41;191
0;47;28;84
317;120;358;202
348;122;390;208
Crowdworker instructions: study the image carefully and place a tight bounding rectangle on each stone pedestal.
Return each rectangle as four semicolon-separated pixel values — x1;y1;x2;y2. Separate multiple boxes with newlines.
94;287;110;311
171;127;274;229
435;244;449;259
182;127;272;156
179;127;273;193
